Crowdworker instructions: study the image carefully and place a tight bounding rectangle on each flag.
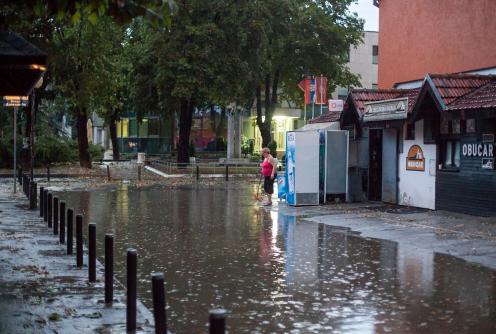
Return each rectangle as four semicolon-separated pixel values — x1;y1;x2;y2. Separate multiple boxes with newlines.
298;77;310;104
315;76;327;105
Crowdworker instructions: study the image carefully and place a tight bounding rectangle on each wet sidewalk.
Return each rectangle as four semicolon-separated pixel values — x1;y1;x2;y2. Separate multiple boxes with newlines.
0;183;154;333
276;201;496;270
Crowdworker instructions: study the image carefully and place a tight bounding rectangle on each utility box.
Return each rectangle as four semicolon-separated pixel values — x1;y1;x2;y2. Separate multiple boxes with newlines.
286;131;320;206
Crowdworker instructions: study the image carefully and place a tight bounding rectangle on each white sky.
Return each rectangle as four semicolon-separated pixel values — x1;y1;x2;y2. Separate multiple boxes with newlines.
348;0;379;31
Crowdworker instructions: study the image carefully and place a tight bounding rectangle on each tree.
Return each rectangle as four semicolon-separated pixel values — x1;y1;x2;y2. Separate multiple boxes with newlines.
246;0;364;147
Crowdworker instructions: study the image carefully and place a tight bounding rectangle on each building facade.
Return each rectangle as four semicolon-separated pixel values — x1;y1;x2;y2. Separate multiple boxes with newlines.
331;31;379;100
377;0;496;88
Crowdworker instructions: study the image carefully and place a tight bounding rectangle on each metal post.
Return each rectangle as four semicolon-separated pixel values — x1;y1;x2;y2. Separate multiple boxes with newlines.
67;209;74;254
59;201;66;243
151;272;167;334
88;223;96;282
53;197;59;235
39;186;44;217
43;189;48;222
127;248;137;331
196;165;200;180
47;193;53;228
13;108;17;193
76;214;83;267
29;181;37;210
209;309;227;334
138;164;142;182
107;165;111;181
225;165;228;181
47;164;50;182
105;234;114;304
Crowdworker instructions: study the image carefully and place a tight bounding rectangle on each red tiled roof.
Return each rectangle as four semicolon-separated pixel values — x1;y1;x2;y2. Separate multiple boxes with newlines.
448;80;496;110
309;111;342;124
429;73;496;106
351;88;420;117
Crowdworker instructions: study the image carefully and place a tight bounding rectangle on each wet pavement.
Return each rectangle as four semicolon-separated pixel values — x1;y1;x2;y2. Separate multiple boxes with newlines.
0;182;154;333
50;182;496;334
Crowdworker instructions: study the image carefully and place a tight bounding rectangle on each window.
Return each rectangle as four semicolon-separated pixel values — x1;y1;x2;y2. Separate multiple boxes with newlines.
148;118;160;137
337;87;348;100
372;83;378;90
405;123;415;140
442;140;461;168
372;45;379;64
128;119;138;137
466;118;476;133
452;120;461;134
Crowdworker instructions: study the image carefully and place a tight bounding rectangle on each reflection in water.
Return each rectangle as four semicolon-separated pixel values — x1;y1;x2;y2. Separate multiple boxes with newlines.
60;185;496;334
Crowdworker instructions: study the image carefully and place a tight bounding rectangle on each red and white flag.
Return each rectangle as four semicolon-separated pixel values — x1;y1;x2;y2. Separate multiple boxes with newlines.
315;76;327;105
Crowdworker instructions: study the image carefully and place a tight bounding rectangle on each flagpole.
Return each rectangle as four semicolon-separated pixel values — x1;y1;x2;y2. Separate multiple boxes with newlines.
311;76;315;119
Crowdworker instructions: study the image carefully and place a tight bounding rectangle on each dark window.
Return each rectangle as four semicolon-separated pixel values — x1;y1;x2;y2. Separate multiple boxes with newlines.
466;118;476;133
405;123;415;140
442;140;461;168
372;45;379;64
452;119;461;134
148;118;160;136
129;119;138;137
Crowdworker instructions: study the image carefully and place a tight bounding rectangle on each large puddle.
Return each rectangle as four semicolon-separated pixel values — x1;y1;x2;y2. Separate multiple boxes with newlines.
59;184;496;333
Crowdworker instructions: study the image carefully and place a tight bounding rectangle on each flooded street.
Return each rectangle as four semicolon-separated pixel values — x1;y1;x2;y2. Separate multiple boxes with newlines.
60;184;496;333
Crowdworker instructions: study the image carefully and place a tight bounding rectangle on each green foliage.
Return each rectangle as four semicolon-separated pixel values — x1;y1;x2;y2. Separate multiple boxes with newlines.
215;137;227;151
35;134;76;165
268;141;278;158
242;136;254;157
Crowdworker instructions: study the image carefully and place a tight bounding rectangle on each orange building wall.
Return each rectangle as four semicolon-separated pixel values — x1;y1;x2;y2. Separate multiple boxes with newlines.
378;0;496;88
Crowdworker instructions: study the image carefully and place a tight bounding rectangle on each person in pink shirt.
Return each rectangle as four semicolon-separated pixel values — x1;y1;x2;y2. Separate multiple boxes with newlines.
260;147;277;206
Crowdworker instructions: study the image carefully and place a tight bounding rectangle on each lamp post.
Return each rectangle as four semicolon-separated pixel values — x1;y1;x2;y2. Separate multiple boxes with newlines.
13;107;17;193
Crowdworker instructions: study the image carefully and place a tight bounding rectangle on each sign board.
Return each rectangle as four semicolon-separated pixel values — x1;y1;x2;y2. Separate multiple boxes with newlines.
363;98;408;122
328;99;344;112
2;96;29;107
406;144;425;171
462;143;494;158
482;158;494;169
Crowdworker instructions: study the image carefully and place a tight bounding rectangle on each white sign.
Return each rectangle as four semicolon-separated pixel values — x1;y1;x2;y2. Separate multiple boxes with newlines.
363;98;408;122
328;99;344;112
462;143;494;157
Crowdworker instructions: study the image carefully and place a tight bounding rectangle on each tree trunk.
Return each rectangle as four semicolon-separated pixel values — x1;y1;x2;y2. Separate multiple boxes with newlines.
177;99;193;164
256;85;271;148
109;111;119;161
76;107;92;168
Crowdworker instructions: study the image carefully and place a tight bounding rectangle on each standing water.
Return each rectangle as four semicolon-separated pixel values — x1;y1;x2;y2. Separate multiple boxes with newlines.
61;184;496;333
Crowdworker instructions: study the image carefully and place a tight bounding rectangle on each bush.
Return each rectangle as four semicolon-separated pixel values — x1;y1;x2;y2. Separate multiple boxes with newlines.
241;137;254;157
0;138;14;168
88;143;104;161
268;140;277;158
35;134;76;165
215;137;226;151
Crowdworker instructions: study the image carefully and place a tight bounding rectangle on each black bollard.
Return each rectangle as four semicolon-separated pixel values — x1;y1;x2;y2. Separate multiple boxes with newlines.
105;234;114;304
88;223;96;282
59;201;66;244
196;165;200;180
225;165;228;181
127;248;137;331
151;272;167;334
47;165;50;182
76;214;83;267
67;209;74;255
39;186;44;217
30;181;37;210
107;165;111;181
209;309;227;334
53;197;59;235
47;193;53;228
43;190;48;222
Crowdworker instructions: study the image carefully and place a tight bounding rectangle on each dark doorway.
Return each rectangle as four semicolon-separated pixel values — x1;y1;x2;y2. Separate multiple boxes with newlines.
369;129;382;201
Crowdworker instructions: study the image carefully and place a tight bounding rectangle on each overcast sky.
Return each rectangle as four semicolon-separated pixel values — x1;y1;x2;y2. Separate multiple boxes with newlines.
348;0;379;31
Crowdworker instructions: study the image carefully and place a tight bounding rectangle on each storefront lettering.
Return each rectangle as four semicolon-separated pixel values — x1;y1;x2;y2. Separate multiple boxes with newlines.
462;143;494;157
406;145;425;171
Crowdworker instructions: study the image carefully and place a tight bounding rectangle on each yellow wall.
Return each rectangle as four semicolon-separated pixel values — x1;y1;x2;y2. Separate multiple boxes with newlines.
116;119;129;138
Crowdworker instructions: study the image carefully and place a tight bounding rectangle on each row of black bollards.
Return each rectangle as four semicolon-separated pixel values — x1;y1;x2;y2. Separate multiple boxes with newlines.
33;186;227;333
